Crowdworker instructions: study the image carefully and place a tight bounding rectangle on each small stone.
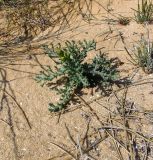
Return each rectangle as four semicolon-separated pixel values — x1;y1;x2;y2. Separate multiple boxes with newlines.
21;148;26;151
96;94;100;97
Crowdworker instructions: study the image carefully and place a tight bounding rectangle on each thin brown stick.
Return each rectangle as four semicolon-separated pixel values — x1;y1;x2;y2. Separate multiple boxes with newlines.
49;141;77;160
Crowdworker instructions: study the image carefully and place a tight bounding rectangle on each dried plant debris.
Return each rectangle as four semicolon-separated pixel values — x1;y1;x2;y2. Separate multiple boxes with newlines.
2;0;94;41
98;88;153;160
117;16;130;26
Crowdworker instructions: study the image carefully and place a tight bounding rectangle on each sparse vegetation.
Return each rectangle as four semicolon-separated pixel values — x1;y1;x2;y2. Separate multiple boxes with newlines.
0;1;153;160
130;33;153;73
36;40;119;112
133;0;153;23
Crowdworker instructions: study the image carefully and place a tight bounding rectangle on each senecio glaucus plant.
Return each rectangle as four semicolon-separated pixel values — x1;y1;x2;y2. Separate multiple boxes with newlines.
36;40;119;112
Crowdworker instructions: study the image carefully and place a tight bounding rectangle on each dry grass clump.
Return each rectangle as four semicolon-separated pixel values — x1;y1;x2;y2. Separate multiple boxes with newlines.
1;0;93;41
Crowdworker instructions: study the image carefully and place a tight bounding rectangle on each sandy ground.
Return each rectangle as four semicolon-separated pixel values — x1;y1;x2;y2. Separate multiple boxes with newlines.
0;0;153;160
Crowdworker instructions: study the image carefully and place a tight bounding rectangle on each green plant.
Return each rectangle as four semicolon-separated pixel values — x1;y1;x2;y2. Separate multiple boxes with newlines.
133;0;153;23
36;40;119;112
130;34;153;73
